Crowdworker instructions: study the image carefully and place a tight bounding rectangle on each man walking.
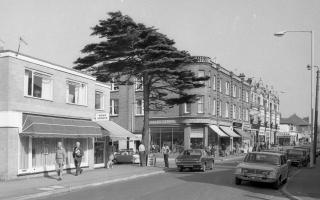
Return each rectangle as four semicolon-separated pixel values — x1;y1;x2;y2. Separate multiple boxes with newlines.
138;143;146;167
73;141;83;176
55;141;66;181
162;144;170;168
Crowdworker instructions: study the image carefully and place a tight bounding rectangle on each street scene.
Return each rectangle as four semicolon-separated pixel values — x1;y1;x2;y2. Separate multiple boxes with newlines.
0;0;320;200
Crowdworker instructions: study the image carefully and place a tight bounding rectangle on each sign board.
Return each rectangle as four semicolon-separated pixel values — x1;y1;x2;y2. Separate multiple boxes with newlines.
147;154;156;166
95;113;109;121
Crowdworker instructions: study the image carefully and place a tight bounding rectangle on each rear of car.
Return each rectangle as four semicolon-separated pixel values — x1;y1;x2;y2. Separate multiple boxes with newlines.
287;149;308;167
175;149;214;172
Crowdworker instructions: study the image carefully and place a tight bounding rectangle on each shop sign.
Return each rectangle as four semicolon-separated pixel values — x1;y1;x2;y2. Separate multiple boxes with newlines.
150;119;177;124
233;122;242;128
95;113;109;121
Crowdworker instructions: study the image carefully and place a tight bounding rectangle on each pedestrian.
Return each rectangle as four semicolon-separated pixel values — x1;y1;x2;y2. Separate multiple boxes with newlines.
138;142;146;167
162;144;170;168
55;141;66;181
107;151;114;169
73;141;84;176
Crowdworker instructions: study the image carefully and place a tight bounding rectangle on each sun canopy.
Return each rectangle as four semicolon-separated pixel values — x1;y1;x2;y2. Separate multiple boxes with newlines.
209;125;229;137
95;120;139;141
220;126;241;138
234;128;251;139
21;114;103;138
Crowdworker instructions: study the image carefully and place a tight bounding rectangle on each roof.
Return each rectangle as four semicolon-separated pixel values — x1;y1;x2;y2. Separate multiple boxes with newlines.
280;114;310;126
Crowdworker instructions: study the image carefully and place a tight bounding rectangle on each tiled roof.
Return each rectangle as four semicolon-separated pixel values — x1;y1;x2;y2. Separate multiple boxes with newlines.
280;114;309;126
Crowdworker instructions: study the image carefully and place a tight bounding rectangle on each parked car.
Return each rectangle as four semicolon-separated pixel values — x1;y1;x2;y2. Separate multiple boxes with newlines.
294;146;310;162
261;150;291;167
234;152;289;189
114;150;140;164
287;148;309;167
175;149;214;172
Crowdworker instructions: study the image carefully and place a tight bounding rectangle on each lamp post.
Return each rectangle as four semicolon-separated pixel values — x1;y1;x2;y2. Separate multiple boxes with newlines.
274;30;315;167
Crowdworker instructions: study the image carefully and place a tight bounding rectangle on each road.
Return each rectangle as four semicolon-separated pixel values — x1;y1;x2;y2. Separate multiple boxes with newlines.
35;159;294;200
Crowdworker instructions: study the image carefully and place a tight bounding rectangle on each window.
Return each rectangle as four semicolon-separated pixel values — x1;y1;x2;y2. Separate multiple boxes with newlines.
184;103;191;113
225;82;230;95
208;97;211;114
251;92;255;103
225;102;229;118
198;70;205;84
232;85;237;98
244;109;249;121
238;87;242;100
232;104;236;119
212;99;216;116
24;69;53;100
245;91;249;102
135;77;143;91
66;81;87;105
207;71;211;87
110;99;119;115
95;91;104;110
111;78;119;91
197;96;204;113
238;106;242;120
218;101;222;117
213;75;216;90
135;99;144;115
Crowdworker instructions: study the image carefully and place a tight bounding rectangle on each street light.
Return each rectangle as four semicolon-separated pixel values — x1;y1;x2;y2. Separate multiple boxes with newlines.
274;30;315;167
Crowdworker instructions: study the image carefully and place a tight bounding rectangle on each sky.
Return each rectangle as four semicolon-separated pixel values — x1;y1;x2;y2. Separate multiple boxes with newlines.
1;0;320;118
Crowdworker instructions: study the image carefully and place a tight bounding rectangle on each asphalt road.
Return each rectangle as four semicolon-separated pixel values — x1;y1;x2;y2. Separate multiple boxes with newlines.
36;159;294;200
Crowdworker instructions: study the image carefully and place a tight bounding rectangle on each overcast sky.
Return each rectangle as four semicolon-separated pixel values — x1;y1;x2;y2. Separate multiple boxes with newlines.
1;0;319;118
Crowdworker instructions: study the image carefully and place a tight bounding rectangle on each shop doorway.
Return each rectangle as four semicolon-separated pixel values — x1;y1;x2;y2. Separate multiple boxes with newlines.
94;137;105;168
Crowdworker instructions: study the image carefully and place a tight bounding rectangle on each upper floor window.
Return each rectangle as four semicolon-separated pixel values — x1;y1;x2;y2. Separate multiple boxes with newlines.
232;85;237;98
135;99;144;115
245;91;249;102
184;103;191;113
244;109;249;121
197;96;204;113
198;70;205;84
66;81;87;105
212;99;216;116
135;77;143;91
225;102;229;118
110;99;119;116
238;106;242;120
213;75;216;90
238;87;242;99
207;71;211;87
218;79;222;93
225;82;230;95
24;69;53;100
95;91;104;110
232;104;236;119
218;101;222;117
111;78;119;91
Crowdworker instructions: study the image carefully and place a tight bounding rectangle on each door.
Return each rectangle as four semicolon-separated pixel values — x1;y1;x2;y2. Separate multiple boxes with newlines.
94;138;105;168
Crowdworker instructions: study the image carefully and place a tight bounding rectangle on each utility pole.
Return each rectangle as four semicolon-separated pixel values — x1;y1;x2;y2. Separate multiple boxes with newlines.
313;67;319;164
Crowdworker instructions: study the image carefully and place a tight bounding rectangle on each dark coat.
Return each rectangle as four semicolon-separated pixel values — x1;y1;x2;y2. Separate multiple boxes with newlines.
73;147;84;161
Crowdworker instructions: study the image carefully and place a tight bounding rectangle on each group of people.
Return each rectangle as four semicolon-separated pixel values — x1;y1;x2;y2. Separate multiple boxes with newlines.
55;141;84;181
138;143;171;168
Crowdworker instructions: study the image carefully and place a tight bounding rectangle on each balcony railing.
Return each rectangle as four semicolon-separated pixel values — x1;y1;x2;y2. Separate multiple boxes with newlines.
193;56;212;63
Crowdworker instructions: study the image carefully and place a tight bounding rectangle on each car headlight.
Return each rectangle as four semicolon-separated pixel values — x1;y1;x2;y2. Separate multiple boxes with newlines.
235;167;242;174
268;170;277;178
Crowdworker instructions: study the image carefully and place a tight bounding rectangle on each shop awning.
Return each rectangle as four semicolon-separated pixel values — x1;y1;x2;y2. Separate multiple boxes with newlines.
21;114;103;137
220;126;241;138
209;125;229;137
96;120;139;140
234;128;251;139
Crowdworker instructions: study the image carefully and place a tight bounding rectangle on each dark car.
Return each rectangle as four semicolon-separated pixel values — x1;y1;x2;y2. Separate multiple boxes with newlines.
286;148;308;167
294;146;311;162
175;149;214;172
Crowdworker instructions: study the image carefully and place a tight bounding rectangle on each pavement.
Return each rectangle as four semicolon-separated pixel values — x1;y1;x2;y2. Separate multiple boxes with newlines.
0;154;245;200
283;157;320;200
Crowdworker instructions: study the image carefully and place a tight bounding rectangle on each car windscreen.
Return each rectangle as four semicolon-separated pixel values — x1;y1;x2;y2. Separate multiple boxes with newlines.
287;149;304;156
183;150;202;156
244;153;280;165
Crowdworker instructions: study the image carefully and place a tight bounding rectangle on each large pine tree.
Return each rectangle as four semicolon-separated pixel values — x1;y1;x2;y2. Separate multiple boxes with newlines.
74;11;208;160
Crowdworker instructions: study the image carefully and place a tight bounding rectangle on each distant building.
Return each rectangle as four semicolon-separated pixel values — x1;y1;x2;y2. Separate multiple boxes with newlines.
279;114;311;145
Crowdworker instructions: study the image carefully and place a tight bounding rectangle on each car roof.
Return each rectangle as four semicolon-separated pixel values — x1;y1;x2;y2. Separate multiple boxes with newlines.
248;151;282;156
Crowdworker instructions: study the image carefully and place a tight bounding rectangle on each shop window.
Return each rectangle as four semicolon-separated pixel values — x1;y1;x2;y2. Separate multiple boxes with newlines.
184;103;191;113
135;99;144;115
135;77;143;91
66;81;87;105
197;96;204;113
110;99;119;116
24;69;53;100
95;91;104;110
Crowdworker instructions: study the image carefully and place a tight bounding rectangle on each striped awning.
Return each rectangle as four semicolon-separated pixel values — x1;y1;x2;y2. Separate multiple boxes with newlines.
220;126;241;138
234;128;251;139
96;120;139;140
21;114;103;138
209;125;229;137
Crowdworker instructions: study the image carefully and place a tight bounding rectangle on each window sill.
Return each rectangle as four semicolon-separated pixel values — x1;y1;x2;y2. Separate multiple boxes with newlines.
95;108;106;111
24;95;53;102
110;90;119;92
110;114;119;117
135;114;144;116
66;102;88;107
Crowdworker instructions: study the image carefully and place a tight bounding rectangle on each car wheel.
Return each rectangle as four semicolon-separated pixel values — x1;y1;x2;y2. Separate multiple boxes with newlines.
235;177;242;185
179;167;184;172
273;177;281;190
201;163;206;172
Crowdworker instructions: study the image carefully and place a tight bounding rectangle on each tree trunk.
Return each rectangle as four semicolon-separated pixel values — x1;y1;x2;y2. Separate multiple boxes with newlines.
142;73;150;166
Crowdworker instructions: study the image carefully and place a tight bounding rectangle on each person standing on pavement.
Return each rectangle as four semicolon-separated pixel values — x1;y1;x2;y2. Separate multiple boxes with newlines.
138;143;146;167
55;141;66;181
162;144;170;168
73;141;84;176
